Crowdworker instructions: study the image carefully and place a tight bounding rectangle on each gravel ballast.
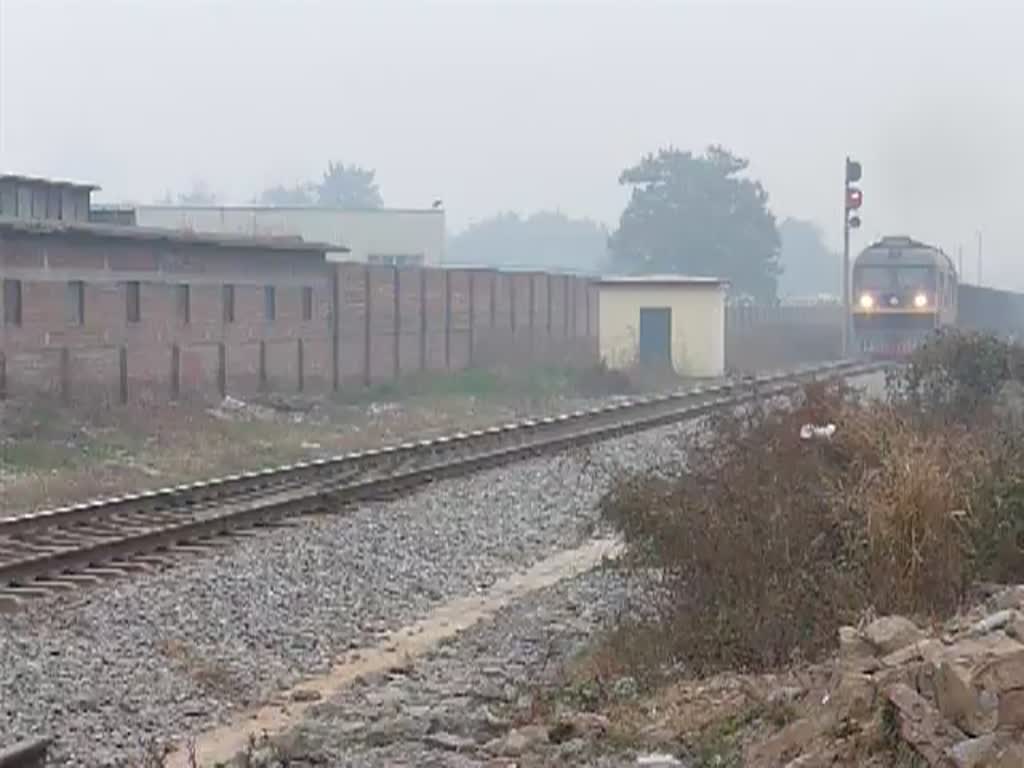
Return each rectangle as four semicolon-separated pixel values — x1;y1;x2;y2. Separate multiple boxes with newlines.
0;420;690;767
257;566;635;767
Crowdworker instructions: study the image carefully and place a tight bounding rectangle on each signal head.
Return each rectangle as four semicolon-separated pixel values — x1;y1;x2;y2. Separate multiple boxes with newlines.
846;187;863;210
846;158;862;183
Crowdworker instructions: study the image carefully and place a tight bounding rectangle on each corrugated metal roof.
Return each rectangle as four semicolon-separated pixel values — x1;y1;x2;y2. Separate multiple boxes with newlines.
441;262;597;276
133;204;443;216
0;173;100;191
0;217;339;253
599;274;728;287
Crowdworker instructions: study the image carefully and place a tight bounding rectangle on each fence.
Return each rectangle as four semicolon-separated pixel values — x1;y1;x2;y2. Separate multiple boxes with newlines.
726;304;843;372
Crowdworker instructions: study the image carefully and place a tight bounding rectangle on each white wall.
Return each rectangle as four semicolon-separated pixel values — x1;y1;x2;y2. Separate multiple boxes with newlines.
598;284;726;377
133;206;446;266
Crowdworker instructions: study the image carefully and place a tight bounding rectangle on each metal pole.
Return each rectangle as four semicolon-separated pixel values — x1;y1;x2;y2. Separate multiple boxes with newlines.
976;230;983;286
841;158;850;357
958;245;963;280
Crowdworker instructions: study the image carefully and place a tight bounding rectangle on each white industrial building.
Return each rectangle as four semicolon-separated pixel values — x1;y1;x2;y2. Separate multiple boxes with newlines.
100;205;446;266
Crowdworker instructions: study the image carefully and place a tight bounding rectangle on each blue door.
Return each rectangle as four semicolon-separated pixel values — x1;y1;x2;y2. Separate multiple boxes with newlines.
638;307;672;366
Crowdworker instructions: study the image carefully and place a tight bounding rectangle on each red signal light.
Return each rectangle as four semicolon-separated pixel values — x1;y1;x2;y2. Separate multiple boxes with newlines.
846;187;863;210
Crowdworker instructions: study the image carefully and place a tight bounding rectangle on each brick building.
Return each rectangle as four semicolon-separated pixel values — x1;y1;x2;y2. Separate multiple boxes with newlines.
0;218;336;403
0;177;599;405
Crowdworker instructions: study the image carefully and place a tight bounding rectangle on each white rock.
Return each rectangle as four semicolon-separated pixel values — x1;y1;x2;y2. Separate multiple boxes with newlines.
863;616;925;655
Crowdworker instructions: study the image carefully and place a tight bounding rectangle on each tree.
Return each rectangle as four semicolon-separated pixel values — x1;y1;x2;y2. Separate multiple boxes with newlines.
256;183;316;206
157;180;217;206
174;179;218;206
255;161;384;208
609;146;781;302
317;161;383;208
447;211;609;272
777;218;839;298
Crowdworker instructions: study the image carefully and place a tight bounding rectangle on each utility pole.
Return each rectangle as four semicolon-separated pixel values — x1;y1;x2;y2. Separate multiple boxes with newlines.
976;230;983;286
957;245;964;280
842;157;863;357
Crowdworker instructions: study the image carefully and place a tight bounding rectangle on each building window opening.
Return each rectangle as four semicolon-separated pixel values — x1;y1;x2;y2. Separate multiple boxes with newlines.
302;286;313;321
3;279;22;326
126;281;141;323
67;281;85;325
177;284;191;324
223;284;235;323
265;286;276;321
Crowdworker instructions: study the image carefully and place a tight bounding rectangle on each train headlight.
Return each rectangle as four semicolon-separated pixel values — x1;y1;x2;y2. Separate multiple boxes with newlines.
914;293;928;308
859;293;875;309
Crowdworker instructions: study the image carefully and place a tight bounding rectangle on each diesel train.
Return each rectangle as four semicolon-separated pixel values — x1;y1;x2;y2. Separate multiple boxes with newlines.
851;235;1024;357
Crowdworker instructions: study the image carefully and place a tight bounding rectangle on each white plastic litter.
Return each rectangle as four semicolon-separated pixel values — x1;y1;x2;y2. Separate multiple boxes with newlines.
800;423;837;440
637;755;684;767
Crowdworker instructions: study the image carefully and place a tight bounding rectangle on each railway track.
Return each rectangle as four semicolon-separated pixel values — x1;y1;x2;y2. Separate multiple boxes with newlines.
0;739;50;768
0;360;884;609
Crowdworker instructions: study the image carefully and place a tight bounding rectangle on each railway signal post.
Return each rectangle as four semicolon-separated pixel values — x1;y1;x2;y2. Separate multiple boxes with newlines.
843;157;863;356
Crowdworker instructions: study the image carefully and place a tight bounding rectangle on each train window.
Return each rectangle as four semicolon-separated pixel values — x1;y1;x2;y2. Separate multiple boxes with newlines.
858;266;932;291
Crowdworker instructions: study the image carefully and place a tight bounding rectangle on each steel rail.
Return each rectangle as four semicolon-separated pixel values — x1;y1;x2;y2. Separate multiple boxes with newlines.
0;360;885;591
0;359;868;534
0;739;50;768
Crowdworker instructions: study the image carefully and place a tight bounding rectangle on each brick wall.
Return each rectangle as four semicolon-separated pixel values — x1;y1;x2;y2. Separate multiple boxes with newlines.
0;229;600;404
0;230;333;404
725;305;843;372
423;268;447;372
333;265;600;384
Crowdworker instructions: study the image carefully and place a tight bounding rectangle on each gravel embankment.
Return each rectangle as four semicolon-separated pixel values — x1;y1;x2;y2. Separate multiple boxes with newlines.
260;566;638;768
0;422;690;767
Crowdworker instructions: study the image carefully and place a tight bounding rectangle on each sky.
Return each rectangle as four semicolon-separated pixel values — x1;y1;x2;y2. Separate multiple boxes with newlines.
0;0;1021;287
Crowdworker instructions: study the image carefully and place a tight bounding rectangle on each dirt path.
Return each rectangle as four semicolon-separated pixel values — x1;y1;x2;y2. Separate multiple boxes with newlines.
165;537;622;767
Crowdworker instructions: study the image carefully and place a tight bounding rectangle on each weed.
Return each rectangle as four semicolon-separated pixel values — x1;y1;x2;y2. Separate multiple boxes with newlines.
598;335;1024;678
886;328;1024;422
687;707;761;768
876;703;927;767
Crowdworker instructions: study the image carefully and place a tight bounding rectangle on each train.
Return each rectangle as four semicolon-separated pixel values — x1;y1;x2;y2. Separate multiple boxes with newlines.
851;235;1024;357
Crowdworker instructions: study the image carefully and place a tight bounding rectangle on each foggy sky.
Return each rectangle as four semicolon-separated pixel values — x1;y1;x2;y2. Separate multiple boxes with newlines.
1;0;1022;288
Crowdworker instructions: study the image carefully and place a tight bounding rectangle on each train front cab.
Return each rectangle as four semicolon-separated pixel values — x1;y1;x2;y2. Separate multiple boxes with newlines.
851;252;954;360
853;312;938;359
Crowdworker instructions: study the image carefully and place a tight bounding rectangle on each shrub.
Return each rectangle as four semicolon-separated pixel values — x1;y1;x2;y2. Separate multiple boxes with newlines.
600;377;1001;676
603;382;853;672
886;329;1024;421
597;333;1024;679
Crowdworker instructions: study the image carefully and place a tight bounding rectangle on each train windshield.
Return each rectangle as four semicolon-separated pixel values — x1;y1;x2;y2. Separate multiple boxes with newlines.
857;266;933;292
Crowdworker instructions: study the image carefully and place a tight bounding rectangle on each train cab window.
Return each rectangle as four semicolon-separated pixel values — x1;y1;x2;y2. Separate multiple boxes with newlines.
859;266;932;292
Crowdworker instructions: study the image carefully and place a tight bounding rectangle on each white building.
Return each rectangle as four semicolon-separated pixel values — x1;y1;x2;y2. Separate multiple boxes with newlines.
115;205;445;266
598;275;728;377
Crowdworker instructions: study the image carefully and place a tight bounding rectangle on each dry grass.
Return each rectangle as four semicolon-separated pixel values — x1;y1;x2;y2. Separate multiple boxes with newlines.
887;328;1024;420
0;364;637;514
1;399;501;513
517;332;1024;767
597;333;1024;680
157;638;249;703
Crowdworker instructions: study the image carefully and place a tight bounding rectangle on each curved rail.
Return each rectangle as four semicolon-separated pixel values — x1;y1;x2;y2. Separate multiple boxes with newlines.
0;360;885;598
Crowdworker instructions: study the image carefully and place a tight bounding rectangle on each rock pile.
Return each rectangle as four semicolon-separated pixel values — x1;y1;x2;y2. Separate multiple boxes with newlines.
747;587;1024;767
